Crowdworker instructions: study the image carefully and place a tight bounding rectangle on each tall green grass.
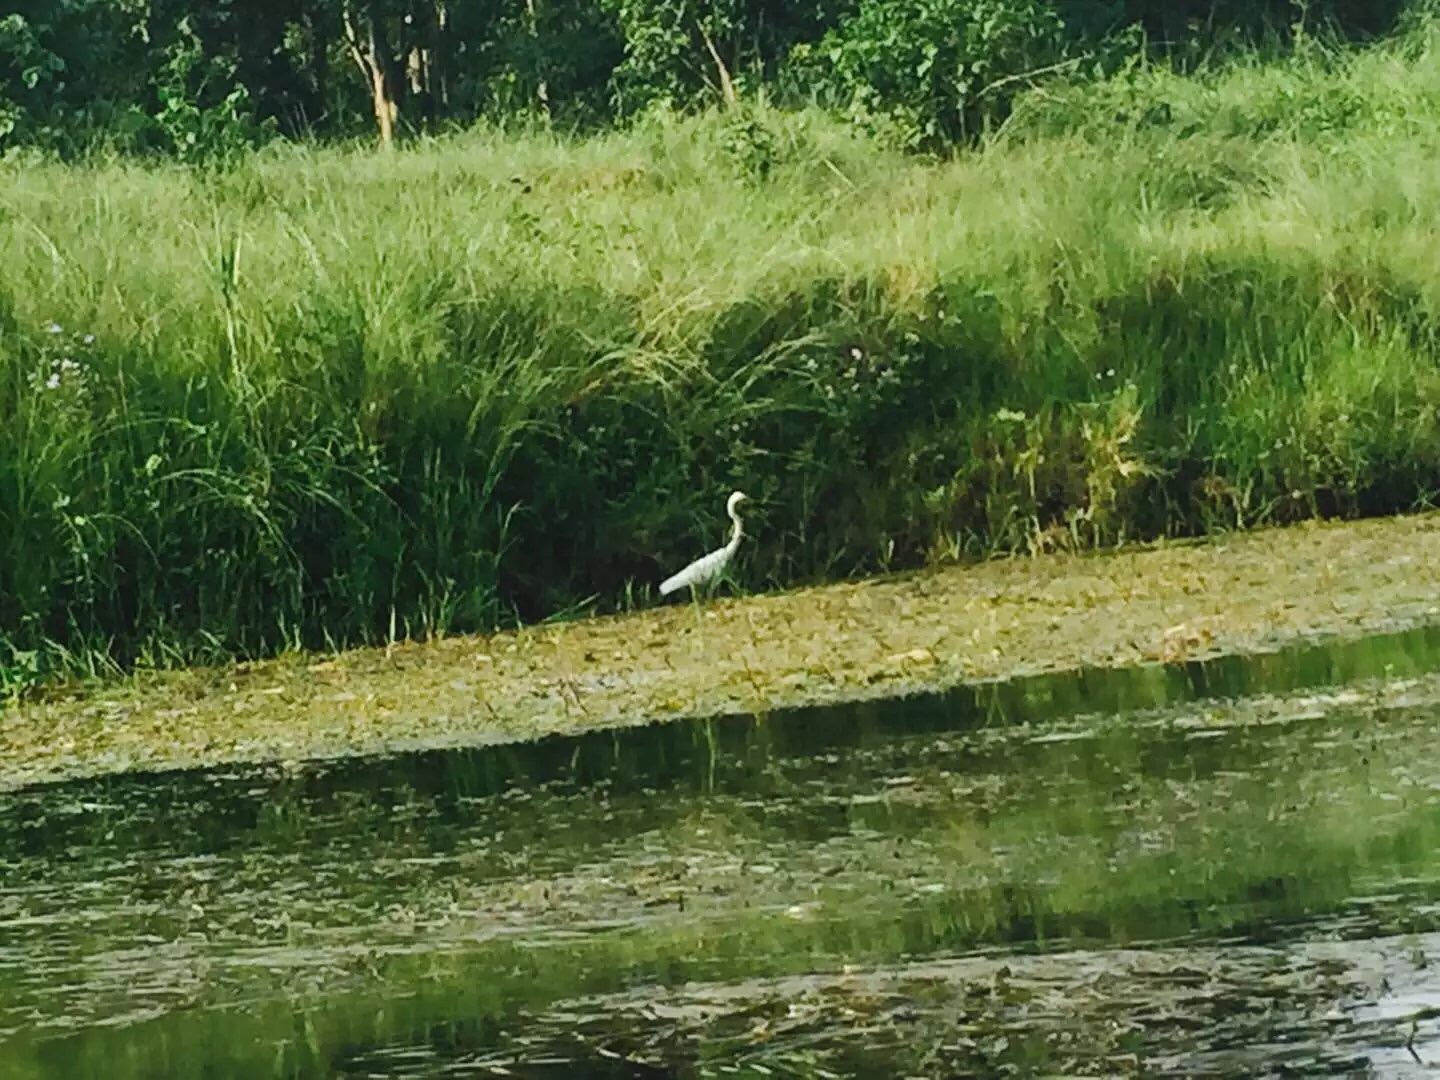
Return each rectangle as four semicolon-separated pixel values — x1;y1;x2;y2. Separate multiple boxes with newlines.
4;23;1440;679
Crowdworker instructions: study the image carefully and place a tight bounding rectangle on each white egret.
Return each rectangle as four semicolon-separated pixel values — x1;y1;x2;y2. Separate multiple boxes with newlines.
659;490;751;598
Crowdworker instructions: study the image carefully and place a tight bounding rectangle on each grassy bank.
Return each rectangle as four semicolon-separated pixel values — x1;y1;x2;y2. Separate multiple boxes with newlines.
4;23;1440;678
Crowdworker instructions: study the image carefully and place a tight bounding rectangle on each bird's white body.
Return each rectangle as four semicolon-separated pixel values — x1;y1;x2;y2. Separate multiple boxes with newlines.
659;490;749;597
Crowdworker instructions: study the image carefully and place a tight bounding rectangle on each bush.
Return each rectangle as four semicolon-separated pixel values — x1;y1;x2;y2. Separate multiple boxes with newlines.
799;0;1065;148
1;1;1425;155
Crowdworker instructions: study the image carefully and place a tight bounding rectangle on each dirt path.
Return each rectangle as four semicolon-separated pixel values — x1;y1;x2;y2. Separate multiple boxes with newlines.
4;513;1439;792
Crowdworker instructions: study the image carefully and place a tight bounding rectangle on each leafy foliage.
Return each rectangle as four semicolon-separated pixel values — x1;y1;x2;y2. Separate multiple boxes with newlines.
0;1;1421;154
801;0;1065;147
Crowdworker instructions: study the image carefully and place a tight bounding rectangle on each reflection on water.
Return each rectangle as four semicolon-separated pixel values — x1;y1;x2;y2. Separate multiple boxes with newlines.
3;628;1440;1077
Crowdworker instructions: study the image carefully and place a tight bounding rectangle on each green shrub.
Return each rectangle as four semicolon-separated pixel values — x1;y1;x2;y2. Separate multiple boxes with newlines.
799;0;1065;148
0;1;1423;154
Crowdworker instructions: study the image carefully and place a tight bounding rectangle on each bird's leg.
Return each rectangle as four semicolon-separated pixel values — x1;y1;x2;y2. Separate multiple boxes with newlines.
688;587;704;632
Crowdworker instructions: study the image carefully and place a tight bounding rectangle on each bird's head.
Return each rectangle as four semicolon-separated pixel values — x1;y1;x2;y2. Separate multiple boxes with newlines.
727;490;750;515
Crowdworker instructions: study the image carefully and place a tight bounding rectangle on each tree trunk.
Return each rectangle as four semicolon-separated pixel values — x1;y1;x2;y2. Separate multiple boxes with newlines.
308;6;331;131
342;3;402;146
696;19;737;109
525;0;550;117
431;0;449;115
404;1;438;126
369;59;398;144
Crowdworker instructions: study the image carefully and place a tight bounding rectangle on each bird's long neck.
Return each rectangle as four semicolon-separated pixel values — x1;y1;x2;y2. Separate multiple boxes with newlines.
725;506;744;552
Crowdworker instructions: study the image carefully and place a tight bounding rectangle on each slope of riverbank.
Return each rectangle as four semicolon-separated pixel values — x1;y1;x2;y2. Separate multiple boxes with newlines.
5;22;1440;677
4;512;1437;792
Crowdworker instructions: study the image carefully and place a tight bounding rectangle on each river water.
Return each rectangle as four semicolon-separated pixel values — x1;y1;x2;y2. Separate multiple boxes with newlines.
3;628;1440;1077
